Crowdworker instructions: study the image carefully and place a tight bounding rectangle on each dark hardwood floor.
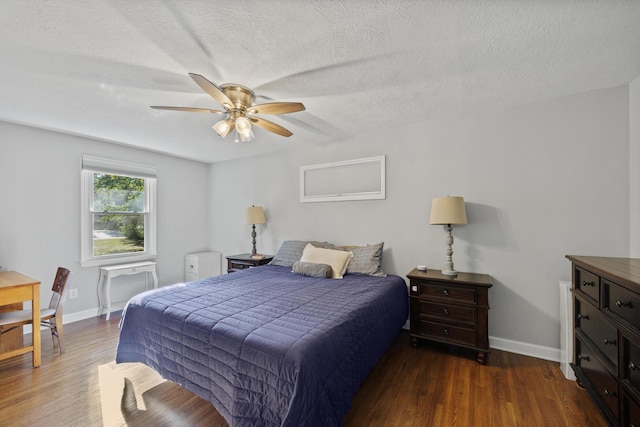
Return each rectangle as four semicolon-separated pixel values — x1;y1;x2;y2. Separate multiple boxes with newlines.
0;313;606;427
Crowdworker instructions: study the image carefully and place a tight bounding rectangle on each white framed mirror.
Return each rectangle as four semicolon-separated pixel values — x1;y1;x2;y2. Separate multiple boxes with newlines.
300;156;386;203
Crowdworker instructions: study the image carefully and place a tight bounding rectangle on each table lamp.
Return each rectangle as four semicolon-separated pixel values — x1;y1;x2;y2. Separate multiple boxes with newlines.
429;196;467;276
245;205;266;256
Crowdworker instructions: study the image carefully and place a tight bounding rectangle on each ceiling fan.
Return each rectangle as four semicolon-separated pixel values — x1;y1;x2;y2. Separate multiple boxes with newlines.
151;73;305;142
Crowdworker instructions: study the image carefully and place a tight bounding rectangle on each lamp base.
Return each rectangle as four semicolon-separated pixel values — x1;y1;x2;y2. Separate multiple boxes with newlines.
441;269;458;276
250;225;257;255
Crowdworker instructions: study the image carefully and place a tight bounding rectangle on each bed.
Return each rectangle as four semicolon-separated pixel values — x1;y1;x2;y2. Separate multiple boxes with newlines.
115;241;409;426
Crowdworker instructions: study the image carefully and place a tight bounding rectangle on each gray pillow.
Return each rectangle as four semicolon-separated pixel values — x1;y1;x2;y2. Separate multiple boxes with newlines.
292;261;333;278
269;240;335;267
342;242;385;276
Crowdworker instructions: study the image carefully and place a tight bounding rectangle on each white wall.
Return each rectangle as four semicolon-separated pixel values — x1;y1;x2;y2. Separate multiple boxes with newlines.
209;85;630;357
630;75;640;257
0;121;211;317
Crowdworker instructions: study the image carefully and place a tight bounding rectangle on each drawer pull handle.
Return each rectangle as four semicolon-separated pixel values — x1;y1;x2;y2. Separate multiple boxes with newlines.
602;338;617;346
577;313;589;320
577;354;590;361
630;362;639;371
603;389;617;397
616;300;631;308
443;308;449;315
443;290;449;296
443;328;449;336
581;280;594;287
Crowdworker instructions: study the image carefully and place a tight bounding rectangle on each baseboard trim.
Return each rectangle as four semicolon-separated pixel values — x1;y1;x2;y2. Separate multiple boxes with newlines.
489;335;561;363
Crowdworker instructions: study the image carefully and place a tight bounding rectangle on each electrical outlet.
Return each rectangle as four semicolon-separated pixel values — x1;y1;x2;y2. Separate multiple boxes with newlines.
69;288;78;299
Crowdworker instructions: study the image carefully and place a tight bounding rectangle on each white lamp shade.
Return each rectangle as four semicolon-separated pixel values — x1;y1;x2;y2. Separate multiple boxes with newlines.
429;196;467;225
245;206;266;225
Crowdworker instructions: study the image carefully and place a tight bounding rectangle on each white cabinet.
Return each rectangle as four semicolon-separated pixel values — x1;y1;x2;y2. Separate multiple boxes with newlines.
185;251;221;281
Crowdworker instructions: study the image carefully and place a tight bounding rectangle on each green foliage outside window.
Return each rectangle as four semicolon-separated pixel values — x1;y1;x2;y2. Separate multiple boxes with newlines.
93;174;145;255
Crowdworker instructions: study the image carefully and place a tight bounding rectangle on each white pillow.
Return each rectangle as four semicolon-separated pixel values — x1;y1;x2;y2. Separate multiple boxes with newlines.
299;243;353;279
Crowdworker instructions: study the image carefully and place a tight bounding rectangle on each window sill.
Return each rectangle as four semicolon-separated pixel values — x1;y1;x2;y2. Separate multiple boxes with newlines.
80;253;158;268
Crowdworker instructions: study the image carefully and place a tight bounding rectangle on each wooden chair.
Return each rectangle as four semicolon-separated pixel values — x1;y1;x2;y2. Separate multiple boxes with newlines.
0;267;72;354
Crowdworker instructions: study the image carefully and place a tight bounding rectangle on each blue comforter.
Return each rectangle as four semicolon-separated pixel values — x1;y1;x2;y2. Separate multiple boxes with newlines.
116;265;408;426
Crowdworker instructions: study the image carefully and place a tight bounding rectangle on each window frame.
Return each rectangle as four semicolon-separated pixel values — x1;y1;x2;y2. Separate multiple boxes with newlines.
80;155;157;267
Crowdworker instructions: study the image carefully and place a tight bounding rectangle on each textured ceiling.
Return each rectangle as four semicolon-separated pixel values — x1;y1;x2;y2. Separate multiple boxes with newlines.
1;1;640;163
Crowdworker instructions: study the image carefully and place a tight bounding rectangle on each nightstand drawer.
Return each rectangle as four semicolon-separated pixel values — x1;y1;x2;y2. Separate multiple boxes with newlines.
230;261;253;270
226;254;273;273
418;301;476;326
417;320;476;347
185;257;198;274
414;282;476;304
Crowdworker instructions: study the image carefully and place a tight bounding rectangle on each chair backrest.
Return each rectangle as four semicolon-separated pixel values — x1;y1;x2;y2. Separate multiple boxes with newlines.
49;267;72;311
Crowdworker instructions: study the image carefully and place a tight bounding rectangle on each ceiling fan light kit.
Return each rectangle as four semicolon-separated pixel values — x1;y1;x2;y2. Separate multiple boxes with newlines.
212;119;232;138
234;117;254;142
151;73;305;142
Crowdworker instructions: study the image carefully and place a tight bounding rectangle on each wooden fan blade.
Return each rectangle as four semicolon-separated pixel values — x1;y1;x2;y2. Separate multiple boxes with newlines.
248;102;305;115
150;106;225;114
249;117;293;137
188;73;233;109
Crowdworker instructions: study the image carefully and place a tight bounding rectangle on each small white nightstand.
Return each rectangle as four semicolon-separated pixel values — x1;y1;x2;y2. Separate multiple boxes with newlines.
185;251;221;281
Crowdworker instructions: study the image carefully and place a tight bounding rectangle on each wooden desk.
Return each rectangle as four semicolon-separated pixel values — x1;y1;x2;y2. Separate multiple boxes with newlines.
0;302;23;353
97;261;158;320
0;271;41;368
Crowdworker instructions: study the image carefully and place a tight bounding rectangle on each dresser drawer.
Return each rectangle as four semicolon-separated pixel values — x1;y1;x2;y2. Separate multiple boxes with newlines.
575;336;619;419
575;296;618;368
606;280;640;326
622;392;640;427
414;282;477;304
623;333;640;397
418;300;477;326
417;320;477;347
575;266;600;305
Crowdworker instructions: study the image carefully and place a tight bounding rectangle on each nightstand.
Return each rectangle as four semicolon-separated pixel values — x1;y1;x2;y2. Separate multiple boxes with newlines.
407;268;492;364
226;253;273;273
185;251;221;281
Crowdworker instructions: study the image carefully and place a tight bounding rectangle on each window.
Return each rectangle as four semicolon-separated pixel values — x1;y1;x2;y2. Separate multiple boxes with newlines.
81;156;157;267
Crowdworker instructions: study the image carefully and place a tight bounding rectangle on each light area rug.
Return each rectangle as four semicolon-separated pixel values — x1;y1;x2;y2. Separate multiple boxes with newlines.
98;361;166;427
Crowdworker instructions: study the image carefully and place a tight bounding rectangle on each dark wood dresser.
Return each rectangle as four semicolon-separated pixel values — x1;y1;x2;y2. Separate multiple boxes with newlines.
407;268;492;364
567;255;640;427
